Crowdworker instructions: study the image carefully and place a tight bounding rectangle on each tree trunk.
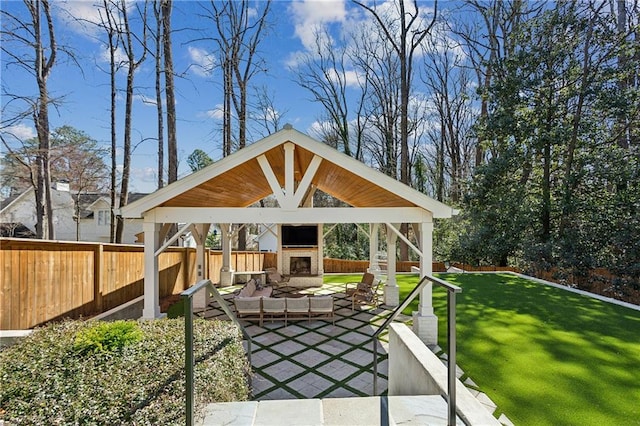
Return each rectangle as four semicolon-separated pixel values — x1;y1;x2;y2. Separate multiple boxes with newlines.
162;0;177;184
105;1;118;243
29;0;56;239
155;2;164;189
116;0;147;243
116;59;134;243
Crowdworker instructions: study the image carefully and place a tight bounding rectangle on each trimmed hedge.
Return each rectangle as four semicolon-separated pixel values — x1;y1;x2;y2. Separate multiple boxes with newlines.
0;318;249;425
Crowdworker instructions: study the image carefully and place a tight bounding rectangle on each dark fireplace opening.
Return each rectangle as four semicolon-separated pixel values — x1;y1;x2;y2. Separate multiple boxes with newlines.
290;256;312;276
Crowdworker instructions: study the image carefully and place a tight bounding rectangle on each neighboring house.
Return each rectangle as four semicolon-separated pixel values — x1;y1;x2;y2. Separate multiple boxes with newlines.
73;191;148;243
0;183;147;244
256;224;278;252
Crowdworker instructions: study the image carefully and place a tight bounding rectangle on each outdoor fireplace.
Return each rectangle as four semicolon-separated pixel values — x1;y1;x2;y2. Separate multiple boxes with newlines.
290;256;312;276
279;224;323;286
281;248;319;276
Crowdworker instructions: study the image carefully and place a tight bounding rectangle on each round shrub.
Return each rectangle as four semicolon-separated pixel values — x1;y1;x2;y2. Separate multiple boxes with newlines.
73;320;143;355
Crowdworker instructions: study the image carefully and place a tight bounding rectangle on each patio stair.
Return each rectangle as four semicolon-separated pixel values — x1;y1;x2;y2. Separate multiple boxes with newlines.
199;395;463;425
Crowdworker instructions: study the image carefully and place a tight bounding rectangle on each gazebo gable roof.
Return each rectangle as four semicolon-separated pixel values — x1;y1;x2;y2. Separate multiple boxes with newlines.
119;126;456;218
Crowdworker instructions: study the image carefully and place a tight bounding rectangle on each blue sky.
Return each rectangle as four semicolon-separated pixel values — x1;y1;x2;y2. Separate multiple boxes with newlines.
1;0;441;193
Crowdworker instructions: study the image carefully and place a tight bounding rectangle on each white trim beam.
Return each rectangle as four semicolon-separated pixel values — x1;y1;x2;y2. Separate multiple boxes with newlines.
291;155;322;208
284;142;295;203
323;223;339;238
385;222;423;258
159;223;173;242
155;222;192;257
257;155;286;207
355;223;370;239
190;224;202;245
145;207;431;224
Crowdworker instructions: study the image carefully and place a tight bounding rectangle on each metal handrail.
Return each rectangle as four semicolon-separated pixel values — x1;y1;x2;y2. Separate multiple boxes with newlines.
372;274;461;426
181;279;253;426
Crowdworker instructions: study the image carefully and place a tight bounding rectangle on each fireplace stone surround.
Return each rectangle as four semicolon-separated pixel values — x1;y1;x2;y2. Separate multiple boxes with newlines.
282;249;319;275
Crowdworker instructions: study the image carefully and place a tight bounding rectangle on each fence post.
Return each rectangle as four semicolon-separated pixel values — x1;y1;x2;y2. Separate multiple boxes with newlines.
183;247;190;291
94;243;103;313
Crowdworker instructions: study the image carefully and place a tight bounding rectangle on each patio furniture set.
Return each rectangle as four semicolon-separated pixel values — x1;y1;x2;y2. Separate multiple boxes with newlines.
232;272;383;327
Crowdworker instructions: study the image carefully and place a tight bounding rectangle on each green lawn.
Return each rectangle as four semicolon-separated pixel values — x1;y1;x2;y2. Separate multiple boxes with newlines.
332;273;640;425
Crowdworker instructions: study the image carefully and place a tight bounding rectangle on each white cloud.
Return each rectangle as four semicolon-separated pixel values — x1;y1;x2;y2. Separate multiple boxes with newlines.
284;51;306;69
247;6;258;20
132;166;157;183
54;1;133;38
54;1;104;37
289;0;347;51
204;105;224;120
423;19;467;63
308;119;334;138
188;46;216;77
343;69;360;87
325;68;361;88
252;107;280;123
98;45;128;66
1;124;36;141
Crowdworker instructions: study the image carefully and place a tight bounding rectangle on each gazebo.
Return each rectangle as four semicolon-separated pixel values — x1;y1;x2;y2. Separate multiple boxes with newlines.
119;125;457;344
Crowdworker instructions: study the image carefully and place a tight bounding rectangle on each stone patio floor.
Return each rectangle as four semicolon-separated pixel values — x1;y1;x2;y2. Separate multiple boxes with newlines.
194;281;511;424
195;282;391;400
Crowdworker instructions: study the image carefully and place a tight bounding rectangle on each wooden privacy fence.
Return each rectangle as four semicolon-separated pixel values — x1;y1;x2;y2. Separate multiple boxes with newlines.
0;238;276;330
1;238;454;330
323;258;447;273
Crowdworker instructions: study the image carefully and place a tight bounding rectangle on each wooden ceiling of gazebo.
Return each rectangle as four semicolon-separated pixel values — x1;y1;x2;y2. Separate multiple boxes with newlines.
160;143;414;209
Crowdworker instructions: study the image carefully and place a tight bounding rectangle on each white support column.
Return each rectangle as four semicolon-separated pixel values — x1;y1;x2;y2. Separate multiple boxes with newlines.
412;219;438;345
284;142;295;208
317;224;324;276
193;223;211;309
142;221;162;319
367;223;380;277
277;224;283;273
220;223;234;286
384;223;399;306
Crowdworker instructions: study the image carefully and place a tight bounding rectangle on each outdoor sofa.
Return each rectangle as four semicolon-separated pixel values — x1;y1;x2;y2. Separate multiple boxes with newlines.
233;295;335;326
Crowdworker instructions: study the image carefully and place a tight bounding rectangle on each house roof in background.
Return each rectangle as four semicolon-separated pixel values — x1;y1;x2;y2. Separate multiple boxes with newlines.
1;188;149;218
0;187;34;211
73;192;148;218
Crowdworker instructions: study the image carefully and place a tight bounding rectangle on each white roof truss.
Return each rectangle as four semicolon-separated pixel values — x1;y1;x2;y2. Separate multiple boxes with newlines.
119;126;457;222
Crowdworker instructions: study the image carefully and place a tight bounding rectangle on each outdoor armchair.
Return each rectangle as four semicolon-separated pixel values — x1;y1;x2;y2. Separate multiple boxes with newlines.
344;272;375;296
352;279;382;311
265;267;290;287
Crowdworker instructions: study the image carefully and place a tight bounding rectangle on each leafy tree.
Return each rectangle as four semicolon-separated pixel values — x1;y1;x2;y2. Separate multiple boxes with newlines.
1;126;108;194
186;149;213;172
459;0;640;288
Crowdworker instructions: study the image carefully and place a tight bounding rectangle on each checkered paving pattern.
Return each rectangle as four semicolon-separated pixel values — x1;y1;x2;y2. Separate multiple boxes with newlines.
195;282;391;401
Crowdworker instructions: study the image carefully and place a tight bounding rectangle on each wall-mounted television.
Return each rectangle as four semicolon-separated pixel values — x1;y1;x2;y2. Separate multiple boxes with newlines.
281;225;318;247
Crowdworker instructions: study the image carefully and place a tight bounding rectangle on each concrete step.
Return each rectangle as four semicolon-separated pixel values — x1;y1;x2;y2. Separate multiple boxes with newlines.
200;395;464;425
